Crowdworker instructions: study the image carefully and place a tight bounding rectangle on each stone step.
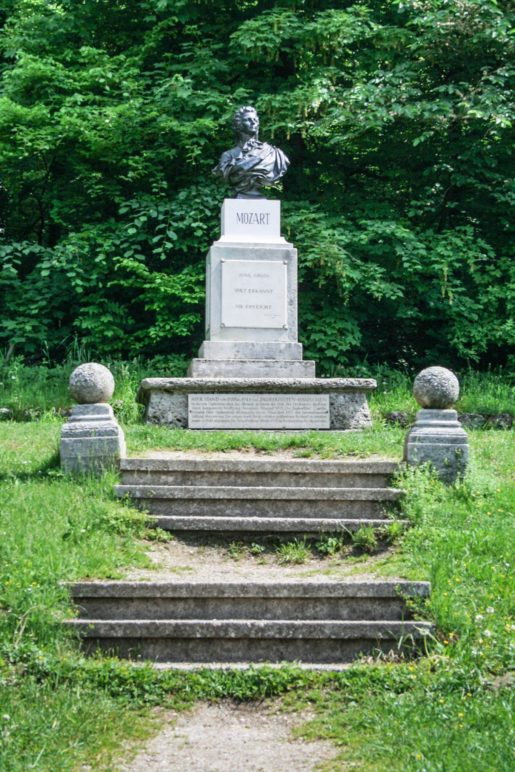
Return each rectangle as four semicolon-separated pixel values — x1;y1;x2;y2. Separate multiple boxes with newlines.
148;516;406;533
115;484;401;519
65;618;433;663
119;457;399;490
69;580;430;621
120;469;393;488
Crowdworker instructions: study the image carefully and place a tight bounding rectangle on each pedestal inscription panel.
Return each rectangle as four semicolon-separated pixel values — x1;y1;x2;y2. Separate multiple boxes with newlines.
221;260;287;329
189;393;330;429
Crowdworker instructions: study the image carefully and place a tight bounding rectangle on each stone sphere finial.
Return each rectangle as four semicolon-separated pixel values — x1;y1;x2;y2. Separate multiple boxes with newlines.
413;366;459;409
69;362;115;404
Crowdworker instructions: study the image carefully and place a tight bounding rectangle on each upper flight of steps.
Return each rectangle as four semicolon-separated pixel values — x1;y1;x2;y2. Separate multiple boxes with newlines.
115;454;405;535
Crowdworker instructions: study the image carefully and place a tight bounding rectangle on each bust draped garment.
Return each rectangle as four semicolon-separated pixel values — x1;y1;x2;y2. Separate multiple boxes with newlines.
213;139;289;196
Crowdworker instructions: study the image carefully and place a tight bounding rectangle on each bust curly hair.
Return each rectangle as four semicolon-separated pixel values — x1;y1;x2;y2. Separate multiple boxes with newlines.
233;106;258;135
213;106;288;197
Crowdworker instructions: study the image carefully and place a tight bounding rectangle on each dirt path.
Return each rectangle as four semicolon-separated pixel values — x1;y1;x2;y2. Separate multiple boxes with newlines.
118;702;338;771
122;537;397;584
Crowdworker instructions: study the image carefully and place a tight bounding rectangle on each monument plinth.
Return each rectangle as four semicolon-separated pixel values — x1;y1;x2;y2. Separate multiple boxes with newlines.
188;197;314;379
138;105;375;429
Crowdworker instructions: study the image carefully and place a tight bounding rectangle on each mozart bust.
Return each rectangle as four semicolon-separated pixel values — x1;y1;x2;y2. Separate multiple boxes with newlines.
213;106;289;198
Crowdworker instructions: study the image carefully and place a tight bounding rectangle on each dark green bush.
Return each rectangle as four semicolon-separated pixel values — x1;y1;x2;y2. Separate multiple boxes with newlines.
0;1;513;370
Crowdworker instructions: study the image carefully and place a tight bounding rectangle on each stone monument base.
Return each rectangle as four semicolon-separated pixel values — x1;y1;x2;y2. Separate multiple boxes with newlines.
137;378;376;431
60;403;126;473
187;358;316;378
404;408;469;483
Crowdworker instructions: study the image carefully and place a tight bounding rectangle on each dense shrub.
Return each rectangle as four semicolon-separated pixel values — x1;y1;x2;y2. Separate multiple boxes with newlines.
0;0;513;370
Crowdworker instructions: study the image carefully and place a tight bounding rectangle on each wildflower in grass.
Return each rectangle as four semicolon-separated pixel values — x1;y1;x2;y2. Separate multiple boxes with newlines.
486;606;495;614
483;630;492;638
475;614;484;622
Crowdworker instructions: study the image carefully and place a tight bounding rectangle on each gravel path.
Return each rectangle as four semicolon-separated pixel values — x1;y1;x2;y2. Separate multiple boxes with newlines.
123;538;397;583
118;702;338;771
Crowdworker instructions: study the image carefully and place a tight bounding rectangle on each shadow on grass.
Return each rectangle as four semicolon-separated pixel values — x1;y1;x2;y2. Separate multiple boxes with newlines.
0;449;62;482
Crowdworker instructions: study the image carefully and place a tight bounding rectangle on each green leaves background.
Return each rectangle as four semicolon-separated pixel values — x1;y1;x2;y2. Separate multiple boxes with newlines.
0;0;513;369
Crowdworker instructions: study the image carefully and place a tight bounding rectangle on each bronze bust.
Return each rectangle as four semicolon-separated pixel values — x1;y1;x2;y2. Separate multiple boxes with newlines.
213;106;289;198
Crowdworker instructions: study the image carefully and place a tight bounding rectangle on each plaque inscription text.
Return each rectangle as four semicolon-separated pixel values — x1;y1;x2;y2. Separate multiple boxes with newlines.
220;259;287;329
188;393;330;429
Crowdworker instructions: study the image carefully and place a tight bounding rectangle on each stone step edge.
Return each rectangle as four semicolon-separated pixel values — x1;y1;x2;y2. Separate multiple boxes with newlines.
138;377;377;394
150;517;407;532
115;485;403;501
65;619;433;639
120;458;399;474
67;580;430;599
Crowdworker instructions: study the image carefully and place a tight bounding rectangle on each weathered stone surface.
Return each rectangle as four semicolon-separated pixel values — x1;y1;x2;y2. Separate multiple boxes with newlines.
68;618;431;639
78;634;426;663
486;412;513;430
384;410;411;427
139;377;376;395
138;378;376;430
69;362;115;404
198;340;303;360
140;501;393;519
187;358;316;378
413;366;459;409
120;456;399;475
458;412;486;429
69;580;430;599
66;618;432;663
329;393;371;430
405;408;469;484
145;391;188;427
119;454;398;488
115;484;402;501
60;403;126;474
68;579;430;623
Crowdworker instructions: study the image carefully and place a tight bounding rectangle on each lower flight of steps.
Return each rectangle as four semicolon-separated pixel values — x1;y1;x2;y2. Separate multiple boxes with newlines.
115;455;405;535
65;580;432;665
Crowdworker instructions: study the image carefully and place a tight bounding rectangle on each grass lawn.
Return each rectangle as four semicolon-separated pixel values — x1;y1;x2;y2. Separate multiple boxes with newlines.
0;371;513;770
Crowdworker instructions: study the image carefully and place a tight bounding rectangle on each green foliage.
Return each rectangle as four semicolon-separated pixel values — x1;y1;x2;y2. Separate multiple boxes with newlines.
351;525;378;553
0;0;513;368
315;535;344;557
276;538;311;564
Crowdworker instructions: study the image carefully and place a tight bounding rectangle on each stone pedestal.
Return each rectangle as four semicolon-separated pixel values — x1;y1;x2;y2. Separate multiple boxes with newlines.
139;198;375;430
138;378;375;431
60;403;126;474
192;197;316;379
404;409;469;484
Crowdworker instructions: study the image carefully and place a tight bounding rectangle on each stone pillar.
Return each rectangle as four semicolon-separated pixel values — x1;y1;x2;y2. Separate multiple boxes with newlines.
404;366;469;484
60;363;126;474
188;197;316;378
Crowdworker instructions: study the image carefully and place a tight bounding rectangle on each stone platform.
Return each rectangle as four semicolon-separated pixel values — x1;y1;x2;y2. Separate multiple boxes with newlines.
137;377;376;430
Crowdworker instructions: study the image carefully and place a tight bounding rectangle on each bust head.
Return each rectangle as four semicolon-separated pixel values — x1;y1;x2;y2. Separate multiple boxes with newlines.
233;106;259;141
213;105;289;197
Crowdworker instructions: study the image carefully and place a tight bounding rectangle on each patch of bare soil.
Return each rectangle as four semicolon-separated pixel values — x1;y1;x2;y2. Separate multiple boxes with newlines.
117;702;338;772
124;537;398;583
138;449;392;460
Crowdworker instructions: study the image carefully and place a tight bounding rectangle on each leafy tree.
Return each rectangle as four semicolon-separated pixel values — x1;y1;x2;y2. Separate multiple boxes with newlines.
0;0;513;369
